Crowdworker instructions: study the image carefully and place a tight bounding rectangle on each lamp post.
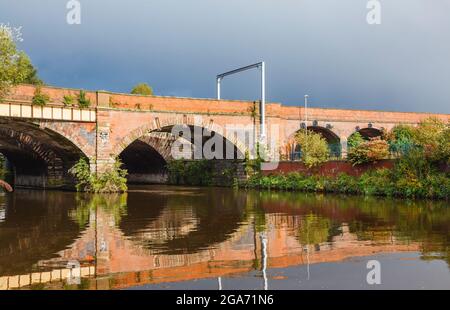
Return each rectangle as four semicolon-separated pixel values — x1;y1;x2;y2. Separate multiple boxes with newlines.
304;95;309;159
304;94;309;131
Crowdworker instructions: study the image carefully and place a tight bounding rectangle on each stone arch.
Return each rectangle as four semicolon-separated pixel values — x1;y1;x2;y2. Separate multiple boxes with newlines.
111;116;249;160
353;127;383;139
0;119;89;189
41;121;97;160
345;126;385;156
286;125;342;160
119;132;175;184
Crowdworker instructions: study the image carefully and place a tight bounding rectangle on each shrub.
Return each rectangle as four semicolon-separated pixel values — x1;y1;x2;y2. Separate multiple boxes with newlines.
359;169;394;196
32;86;50;106
77;90;91;108
347;137;389;165
347;132;365;149
244;150;262;176
242;169;448;200
295;130;329;167
69;158;128;193
63;94;74;106
335;173;360;194
166;160;213;186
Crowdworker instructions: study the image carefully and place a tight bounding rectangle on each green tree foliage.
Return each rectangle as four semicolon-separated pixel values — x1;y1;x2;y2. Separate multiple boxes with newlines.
413;117;449;164
347;137;389;165
69;158;128;193
14;52;43;85
295;130;329;168
131;83;153;96
347;132;365;149
386;124;416;156
0;26;42;99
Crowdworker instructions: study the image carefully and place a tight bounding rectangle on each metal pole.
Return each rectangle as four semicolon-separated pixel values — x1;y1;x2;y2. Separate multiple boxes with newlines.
304;94;308;130
217;77;221;100
216;61;266;141
260;62;266;140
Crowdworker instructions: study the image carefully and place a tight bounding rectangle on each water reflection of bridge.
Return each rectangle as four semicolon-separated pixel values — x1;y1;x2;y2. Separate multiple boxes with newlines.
1;189;445;290
4;207;418;289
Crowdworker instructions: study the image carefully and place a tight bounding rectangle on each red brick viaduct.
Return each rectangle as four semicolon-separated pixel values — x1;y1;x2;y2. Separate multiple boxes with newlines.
0;84;448;188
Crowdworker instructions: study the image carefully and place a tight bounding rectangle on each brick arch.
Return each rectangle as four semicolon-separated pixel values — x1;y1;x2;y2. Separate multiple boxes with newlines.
41;121;97;160
349;126;384;140
0;126;61;167
135;132;176;162
0;119;90;188
284;125;342;157
111;117;249;160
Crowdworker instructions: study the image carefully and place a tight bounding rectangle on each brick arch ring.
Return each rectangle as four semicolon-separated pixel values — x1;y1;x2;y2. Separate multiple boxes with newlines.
110;117;250;160
283;125;343;156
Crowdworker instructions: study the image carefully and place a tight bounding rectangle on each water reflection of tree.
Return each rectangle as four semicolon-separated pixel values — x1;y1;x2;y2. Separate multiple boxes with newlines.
71;194;128;227
255;191;450;266
296;214;335;246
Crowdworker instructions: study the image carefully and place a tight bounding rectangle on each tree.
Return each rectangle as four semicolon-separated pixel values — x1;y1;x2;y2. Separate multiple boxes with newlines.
131;83;153;96
0;25;42;99
386;124;416;157
347;132;365;149
295;130;329;168
14;52;43;85
412;117;449;163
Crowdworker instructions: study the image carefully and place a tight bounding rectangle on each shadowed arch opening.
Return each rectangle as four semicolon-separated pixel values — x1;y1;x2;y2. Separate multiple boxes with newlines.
119;139;169;184
291;126;341;160
119;188;247;254
157;124;245;160
0;119;88;189
356;127;383;139
117;124;246;185
347;127;383;151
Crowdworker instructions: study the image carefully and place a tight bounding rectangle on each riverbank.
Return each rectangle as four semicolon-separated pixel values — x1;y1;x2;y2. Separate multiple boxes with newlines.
242;169;449;200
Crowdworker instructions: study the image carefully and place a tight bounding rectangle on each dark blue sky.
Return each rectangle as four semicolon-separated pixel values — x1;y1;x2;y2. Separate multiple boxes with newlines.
1;0;449;113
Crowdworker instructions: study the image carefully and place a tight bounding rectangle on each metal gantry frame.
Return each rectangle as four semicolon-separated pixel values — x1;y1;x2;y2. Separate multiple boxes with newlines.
216;61;266;140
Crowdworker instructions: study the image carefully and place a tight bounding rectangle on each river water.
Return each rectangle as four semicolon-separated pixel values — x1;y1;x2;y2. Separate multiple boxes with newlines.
0;186;449;290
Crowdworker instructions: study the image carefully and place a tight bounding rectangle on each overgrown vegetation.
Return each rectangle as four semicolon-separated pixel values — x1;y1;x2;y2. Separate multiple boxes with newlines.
347;137;389;165
63;94;74;106
166;160;213;186
69;158;128;193
244;117;449;200
243;169;449;200
77;90;91;108
294;130;329;167
31;85;50;106
131;82;153;96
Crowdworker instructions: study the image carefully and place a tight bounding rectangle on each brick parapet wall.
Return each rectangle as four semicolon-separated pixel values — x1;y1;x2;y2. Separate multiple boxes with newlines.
9;85;449;123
